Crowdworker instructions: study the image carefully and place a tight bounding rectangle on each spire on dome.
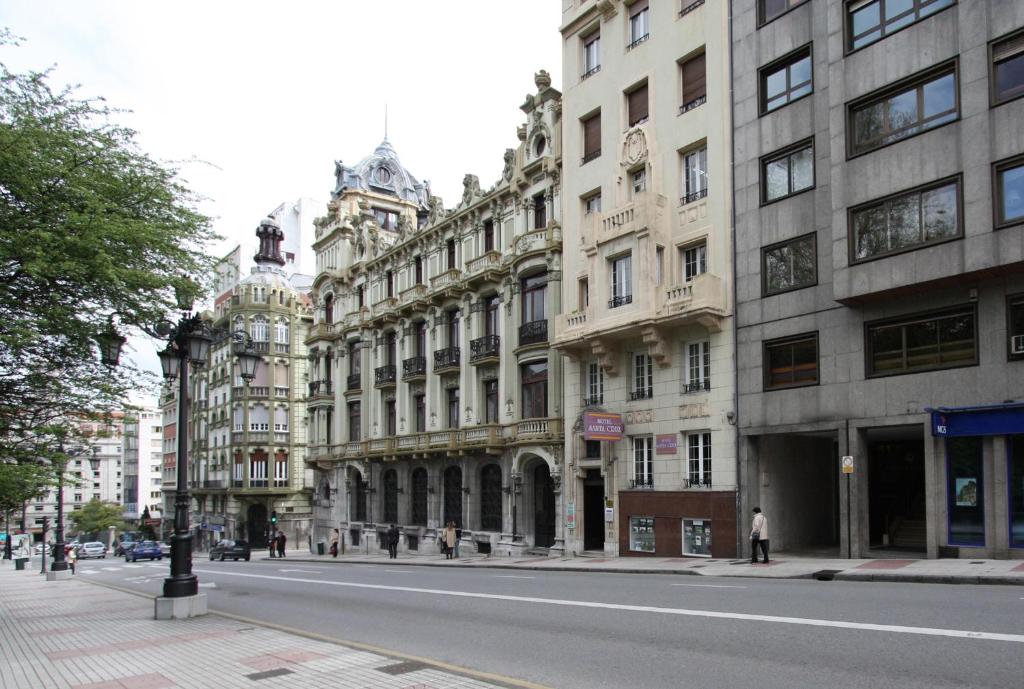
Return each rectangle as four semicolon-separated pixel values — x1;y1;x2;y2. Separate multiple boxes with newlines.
253;216;285;266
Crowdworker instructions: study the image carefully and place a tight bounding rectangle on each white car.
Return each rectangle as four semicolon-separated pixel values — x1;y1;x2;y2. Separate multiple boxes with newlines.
78;542;107;559
33;542;52;555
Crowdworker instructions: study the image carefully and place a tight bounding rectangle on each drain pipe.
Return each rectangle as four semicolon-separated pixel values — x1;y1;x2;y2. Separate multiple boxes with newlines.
727;0;742;559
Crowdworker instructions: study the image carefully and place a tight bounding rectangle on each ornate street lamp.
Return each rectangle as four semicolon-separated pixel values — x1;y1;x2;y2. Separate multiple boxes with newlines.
95;321;126;367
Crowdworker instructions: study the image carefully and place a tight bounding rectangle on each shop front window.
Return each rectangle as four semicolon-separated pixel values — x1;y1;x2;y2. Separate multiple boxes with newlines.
682;519;712;557
947;437;984;546
1010;435;1024;549
630;516;655;552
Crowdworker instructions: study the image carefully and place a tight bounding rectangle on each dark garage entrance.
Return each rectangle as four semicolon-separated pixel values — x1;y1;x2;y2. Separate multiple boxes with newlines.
867;426;925;551
583;469;604;551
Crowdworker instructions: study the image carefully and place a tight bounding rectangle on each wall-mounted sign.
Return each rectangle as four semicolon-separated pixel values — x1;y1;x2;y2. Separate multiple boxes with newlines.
566;502;575;530
583;411;624;441
656;434;678;455
841;456;854;474
604;507;615;523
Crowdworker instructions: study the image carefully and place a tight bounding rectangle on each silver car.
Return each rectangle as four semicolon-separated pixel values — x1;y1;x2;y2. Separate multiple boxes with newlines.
78;542;107;559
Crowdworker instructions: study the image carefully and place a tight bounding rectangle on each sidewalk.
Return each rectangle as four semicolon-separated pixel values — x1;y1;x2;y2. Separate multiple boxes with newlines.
282;547;1024;585
0;559;535;689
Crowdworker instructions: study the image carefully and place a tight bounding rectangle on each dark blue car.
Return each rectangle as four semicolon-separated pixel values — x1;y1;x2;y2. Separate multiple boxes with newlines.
126;540;163;562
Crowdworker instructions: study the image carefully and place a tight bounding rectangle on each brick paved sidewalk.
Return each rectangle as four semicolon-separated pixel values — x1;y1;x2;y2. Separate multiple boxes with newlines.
0;560;527;689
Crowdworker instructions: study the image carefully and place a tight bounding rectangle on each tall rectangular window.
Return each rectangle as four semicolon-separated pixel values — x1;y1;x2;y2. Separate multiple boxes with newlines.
759;0;807;25
587;362;604;405
483;220;495;252
446;309;460;347
628;0;649;47
447;387;460;429
995;156;1024;229
632;353;653;399
686;341;710;392
680;52;707;113
1010;435;1024;548
764;333;819;390
849;63;958;157
947;437;984;546
579;278;589;309
1009;295;1024;361
684;243;707;282
682;147;708;203
521;273;547;324
414;256;423;284
687;432;712;487
521;361;548;419
866;307;976;377
386;270;394;298
347;402;361;441
992;29;1024;106
583;32;601;79
655;246;664;286
850;177;960;262
762;233;817;296
631;168;646;196
414;394;426;433
847;0;955;52
584;192;602;215
582;112;601;164
762;139;814;203
610;254;632;308
385;399;396;436
484;295;500;337
760;46;812;113
485;380;499;424
632;436;653;487
533;193;546;230
628;83;649;126
446;238;456;271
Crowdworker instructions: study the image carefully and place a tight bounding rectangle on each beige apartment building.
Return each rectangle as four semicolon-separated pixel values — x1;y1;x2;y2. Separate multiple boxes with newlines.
555;0;737;557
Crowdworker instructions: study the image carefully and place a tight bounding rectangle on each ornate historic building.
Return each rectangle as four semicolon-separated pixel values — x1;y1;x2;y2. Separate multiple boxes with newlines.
307;72;566;556
189;217;313;551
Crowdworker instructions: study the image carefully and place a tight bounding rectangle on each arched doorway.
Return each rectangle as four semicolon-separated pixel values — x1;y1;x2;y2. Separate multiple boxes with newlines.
247;503;268;548
443;466;462;528
352;470;367;522
533;463;555;548
411;468;428;526
480;464;502;532
382;469;398;524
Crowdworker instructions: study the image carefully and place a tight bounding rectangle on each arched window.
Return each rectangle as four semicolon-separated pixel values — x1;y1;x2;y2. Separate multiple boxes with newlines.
275;318;289;344
383;469;398;523
443;466;462;528
480;464;502;532
410;468;428;526
352;471;367;522
251;315;269;342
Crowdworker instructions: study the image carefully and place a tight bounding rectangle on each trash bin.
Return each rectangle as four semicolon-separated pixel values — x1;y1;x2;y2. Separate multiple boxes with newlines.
14;557;26;571
316;542;325;555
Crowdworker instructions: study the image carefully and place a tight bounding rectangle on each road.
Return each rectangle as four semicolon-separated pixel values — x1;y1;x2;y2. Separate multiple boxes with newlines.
76;556;1024;689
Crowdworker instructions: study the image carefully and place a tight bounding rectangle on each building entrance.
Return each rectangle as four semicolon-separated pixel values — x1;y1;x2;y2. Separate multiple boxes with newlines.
533;463;555;548
867;427;925;551
583;469;604;551
247;503;268;549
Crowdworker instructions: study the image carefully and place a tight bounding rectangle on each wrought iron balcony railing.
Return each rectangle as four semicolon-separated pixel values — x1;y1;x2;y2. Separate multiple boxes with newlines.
683;379;711;393
346;373;361;391
518;320;548;347
402;356;427;379
434;347;460;371
608;294;633;309
630;389;653;401
470;335;500;361
374;365;397;386
630;477;654;489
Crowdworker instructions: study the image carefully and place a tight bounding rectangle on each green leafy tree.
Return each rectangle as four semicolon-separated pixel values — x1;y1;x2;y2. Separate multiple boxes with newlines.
0;461;54;514
0;30;218;461
68;499;125;540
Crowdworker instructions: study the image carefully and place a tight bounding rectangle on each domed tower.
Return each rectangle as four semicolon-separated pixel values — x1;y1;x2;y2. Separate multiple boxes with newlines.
253;216;286;267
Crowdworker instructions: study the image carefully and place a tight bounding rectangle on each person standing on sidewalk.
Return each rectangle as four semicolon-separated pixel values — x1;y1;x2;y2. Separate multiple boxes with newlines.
329;528;340;557
386;524;399;559
750;507;769;564
443;522;456;560
65;544;77;574
277;531;287;557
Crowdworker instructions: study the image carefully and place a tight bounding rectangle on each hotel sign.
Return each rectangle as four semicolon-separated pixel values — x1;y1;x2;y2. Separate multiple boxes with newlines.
583;411;624;441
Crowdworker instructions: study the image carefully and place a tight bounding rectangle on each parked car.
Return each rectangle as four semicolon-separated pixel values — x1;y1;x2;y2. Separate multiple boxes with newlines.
34;542;52;555
126;541;162;562
114;539;137;556
78;542;107;559
158;541;172;556
209;539;251;561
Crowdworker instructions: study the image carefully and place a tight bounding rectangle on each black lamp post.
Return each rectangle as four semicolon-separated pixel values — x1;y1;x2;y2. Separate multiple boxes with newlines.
156;315;260;599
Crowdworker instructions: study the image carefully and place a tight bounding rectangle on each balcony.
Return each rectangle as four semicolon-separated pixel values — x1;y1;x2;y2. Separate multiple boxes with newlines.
430;269;463;302
402;356;427;380
683;379;711;393
428;431;458;449
346;373;361;392
399;284;429;310
580;65;601;81
679;0;705;17
581;149;601;165
608;294;632;309
434;346;460;372
626;33;649;51
275;342;291;354
274;386;289;398
630;389;653;401
518;320;548;347
308;380;332;398
679;94;706;115
464;251;503;286
249;386;269;398
581;396;604;407
374;365;397;387
630;477;654;489
513;227;561;263
470;335;500;363
513;417;563;440
462;425;503;448
681;188;708;206
684;476;713;489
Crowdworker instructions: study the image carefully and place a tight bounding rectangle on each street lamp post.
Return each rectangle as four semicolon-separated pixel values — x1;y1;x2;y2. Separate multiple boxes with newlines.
50;447;69;573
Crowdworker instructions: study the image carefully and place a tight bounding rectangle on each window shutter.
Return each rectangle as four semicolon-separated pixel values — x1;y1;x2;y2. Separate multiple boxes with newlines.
628;84;648;125
682;53;706;104
994;34;1024;63
583;113;601;157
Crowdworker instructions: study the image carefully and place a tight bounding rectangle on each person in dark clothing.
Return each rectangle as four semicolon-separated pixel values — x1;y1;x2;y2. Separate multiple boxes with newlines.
386;524;400;559
277;531;287;557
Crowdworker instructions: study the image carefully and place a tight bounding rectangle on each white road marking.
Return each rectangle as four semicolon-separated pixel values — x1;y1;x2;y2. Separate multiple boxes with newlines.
193;568;1024;645
671;583;747;589
198;582;217;588
495;575;536;580
101;567;121;571
278;568;323;574
123;564;143;569
78;570;99;575
383;569;413;573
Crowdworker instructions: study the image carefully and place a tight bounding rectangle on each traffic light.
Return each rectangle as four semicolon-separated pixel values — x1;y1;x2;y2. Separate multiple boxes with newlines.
270;511;277;525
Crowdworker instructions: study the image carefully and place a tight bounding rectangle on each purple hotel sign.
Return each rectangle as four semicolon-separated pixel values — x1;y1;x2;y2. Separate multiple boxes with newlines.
656;434;677;455
583;411;624;441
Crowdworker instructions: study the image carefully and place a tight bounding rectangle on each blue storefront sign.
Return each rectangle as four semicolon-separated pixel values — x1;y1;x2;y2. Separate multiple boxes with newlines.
927;403;1024;437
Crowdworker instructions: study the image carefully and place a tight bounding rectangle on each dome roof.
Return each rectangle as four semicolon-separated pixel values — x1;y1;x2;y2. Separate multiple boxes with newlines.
332;138;428;207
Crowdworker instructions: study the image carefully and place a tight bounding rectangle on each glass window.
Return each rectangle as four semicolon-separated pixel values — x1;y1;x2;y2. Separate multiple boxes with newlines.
683;519;713;557
632;437;653;487
628;1;649;46
583;33;601;78
759;0;807;25
521;273;547;323
682;147;708;203
629;516;656;552
686;341;711;392
866;307;976;376
587;362;604;404
995;157;1024;228
847;0;955;51
483;221;496;253
414;394;426;433
628;83;649;126
680;53;707;112
687;432;712;488
533;193;546;230
632;353;653;399
760;47;812;113
584;192;602;215
1010;435;1024;549
762;140;814;202
631;169;646;195
485;380;499;424
521;361;548;419
684;243;707;282
764;333;819;389
1009;295;1024;361
763;233;816;295
610;254;632;307
447;387;460;429
850;66;957;156
582;112;601;163
993;30;1024;105
851;178;960;261
947;437;984;546
347;402;360;441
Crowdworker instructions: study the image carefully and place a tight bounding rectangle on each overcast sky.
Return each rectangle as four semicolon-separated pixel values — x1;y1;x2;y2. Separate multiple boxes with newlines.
1;1;563;390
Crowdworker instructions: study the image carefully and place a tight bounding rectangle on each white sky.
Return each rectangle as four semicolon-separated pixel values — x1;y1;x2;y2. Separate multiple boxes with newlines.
1;1;563;385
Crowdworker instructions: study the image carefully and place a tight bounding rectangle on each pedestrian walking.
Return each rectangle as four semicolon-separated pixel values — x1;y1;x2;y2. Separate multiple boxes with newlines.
386;524;400;559
750;507;769;564
65;544;77;575
329;528;340;557
277;532;287;558
454;524;462;559
443;521;457;560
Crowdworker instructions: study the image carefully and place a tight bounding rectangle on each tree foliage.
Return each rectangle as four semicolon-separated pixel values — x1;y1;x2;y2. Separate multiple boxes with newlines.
0;30;218;459
68;498;125;538
0;461;54;513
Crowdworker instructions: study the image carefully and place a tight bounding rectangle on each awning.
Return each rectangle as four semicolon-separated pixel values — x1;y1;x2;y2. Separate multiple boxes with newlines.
925;402;1024;437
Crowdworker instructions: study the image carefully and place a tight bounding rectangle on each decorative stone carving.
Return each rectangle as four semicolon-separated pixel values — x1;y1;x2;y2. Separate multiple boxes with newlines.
622;127;648;168
534;70;552;91
427;195;445;225
461;174;481;207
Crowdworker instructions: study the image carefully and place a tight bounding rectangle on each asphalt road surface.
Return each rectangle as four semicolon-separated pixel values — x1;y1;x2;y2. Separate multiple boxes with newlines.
77;557;1024;689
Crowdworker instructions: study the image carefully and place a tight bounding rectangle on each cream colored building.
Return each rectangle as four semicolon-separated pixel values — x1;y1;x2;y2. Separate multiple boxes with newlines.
307;73;566;557
555;0;737;557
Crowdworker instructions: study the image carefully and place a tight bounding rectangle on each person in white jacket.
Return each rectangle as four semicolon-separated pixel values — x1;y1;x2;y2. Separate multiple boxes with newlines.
750;507;769;564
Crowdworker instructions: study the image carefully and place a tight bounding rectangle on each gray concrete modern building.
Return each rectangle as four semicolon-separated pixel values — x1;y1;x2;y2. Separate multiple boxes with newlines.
733;0;1024;559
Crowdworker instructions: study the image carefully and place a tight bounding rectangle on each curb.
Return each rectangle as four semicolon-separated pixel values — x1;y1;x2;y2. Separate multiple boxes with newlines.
263;556;702;577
